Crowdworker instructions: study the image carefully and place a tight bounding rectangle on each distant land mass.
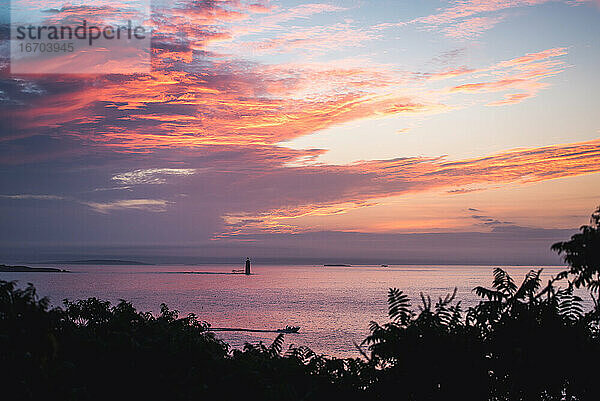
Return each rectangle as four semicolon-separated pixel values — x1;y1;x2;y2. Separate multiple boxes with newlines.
34;259;153;265
0;264;68;273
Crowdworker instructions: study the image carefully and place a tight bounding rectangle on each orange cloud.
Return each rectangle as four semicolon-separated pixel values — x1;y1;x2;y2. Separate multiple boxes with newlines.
217;138;600;236
447;47;568;105
3;62;438;152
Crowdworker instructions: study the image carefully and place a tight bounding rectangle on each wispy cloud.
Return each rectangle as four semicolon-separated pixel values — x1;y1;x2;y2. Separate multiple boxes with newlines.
0;193;170;214
83;199;170;214
231;22;380;55
469;211;513;227
442;15;505;39
216;138;600;236
376;0;596;39
447;47;568;105
0;194;64;200
112;168;197;185
408;0;554;38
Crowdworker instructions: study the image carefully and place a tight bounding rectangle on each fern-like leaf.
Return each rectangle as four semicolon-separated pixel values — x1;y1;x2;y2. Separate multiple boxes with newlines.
269;333;285;356
557;293;584;322
515;269;542;300
492;268;517;295
473;286;505;301
388;288;412;324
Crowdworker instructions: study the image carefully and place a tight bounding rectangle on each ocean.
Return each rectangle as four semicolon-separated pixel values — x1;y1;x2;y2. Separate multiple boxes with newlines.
0;264;579;357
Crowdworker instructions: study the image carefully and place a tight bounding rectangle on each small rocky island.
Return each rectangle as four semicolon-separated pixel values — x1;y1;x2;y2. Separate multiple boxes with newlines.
0;264;68;273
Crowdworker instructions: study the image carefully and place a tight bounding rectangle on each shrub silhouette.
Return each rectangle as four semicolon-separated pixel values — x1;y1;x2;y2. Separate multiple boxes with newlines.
552;206;600;295
0;281;368;401
1;206;599;400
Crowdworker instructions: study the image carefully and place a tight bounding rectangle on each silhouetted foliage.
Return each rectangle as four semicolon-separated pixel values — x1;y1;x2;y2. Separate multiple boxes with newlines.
0;280;368;401
552;206;600;294
1;207;600;400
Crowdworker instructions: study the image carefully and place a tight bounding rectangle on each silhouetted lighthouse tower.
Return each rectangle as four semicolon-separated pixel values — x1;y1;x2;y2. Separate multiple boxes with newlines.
245;257;251;275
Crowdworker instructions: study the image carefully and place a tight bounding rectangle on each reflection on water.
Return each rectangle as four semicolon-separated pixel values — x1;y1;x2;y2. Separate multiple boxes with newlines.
0;264;576;357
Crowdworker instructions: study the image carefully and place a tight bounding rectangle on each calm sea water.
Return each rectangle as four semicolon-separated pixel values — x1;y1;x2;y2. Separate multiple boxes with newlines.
0;264;578;357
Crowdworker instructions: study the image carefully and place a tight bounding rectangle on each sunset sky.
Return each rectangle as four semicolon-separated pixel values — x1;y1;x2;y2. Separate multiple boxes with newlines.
1;0;599;264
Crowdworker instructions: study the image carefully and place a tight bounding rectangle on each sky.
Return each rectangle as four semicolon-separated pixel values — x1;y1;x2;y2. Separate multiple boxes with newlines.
1;0;599;264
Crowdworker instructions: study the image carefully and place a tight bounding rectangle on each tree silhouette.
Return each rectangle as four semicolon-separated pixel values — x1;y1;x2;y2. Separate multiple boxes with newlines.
552;205;600;295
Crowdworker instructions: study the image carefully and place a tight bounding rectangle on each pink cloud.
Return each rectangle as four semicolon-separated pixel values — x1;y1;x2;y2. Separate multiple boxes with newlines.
239;23;380;55
447;47;568;105
401;0;593;38
216;138;600;236
486;92;532;105
442;15;505;38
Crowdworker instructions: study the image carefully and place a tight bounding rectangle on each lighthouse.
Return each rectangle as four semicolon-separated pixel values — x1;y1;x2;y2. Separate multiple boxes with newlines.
245;257;251;275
